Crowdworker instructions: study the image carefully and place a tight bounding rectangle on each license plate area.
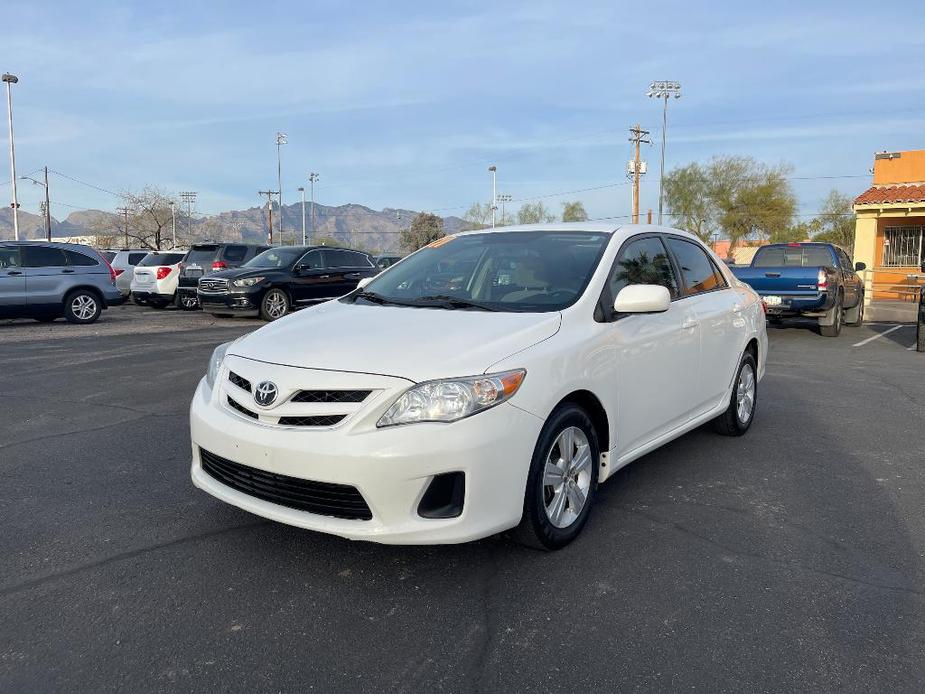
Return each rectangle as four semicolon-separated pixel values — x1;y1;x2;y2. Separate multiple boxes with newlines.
763;295;782;306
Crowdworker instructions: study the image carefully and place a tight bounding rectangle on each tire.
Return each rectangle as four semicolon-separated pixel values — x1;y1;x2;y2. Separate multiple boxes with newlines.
511;404;600;550
819;296;843;337
845;293;864;327
712;351;758;436
63;289;102;325
260;288;290;321
177;292;199;310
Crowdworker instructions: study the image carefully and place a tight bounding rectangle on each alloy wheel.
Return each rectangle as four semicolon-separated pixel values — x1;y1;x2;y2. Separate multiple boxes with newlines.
264;291;287;319
71;295;97;320
543;426;592;528
736;363;756;423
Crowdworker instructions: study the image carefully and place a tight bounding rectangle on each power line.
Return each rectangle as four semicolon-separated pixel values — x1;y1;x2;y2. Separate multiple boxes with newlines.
47;168;125;198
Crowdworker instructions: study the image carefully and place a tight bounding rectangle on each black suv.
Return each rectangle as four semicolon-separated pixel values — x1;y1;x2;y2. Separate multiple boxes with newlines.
176;243;269;309
197;245;378;320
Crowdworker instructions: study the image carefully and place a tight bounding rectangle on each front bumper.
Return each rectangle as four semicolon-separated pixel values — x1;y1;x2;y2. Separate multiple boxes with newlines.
198;289;260;315
189;361;543;544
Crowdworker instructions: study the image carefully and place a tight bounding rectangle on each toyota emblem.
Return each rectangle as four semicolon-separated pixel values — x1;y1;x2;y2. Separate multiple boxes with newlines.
254;381;279;407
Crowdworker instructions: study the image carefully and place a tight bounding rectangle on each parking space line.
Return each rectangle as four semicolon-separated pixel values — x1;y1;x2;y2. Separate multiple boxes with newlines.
852;325;905;347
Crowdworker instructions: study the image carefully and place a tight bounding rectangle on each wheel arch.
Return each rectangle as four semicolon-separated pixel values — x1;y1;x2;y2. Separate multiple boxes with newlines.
63;284;105;307
551;389;610;453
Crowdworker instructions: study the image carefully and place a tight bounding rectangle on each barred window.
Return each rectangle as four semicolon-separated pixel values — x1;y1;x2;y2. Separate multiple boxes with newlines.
882;226;923;267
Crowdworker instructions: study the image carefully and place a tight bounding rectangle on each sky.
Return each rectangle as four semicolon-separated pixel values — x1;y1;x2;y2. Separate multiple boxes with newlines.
2;0;925;225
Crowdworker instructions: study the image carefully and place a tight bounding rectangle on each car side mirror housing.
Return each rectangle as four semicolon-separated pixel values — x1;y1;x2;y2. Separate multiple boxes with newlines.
613;284;671;314
357;277;373;289
855;261;867;271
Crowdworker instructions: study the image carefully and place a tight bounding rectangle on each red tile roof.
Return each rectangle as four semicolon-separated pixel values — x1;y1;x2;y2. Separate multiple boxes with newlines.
855;184;925;205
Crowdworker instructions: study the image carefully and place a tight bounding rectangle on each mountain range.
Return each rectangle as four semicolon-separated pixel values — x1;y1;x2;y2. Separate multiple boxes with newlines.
0;202;467;253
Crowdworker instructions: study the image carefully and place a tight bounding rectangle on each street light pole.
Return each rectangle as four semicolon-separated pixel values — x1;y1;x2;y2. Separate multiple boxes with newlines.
496;193;512;226
308;172;319;243
646;80;681;226
3;73;20;240
21;168;53;241
298;186;306;245
276;132;287;245
488;165;497;228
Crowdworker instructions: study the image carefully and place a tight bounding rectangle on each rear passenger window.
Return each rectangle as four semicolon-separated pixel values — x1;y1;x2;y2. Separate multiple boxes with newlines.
0;246;21;268
65;250;99;266
666;238;726;296
22;246;68;268
128;253;147;265
223;245;247;262
609;236;679;298
323;249;353;268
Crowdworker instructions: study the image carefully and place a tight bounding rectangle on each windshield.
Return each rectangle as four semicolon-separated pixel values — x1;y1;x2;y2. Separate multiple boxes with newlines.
753;245;834;267
139;252;185;267
243;247;308;269
351;231;610;312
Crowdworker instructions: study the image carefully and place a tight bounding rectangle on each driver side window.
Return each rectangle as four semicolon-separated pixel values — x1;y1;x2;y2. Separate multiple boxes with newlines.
609;236;679;299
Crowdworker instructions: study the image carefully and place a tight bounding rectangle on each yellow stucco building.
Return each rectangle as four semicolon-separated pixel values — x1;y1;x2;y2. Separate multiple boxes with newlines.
854;150;925;301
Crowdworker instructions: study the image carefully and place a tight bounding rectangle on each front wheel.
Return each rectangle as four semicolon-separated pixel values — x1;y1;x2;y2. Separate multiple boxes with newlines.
63;290;102;324
260;288;289;321
176;292;199;310
511;404;600;550
712;351;757;436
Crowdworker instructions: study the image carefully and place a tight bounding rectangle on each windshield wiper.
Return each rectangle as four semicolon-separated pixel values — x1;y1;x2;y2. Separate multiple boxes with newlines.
414;295;502;311
352;290;421;307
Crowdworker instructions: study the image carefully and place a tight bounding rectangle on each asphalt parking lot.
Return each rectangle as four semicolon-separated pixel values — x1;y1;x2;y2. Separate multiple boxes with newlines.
1;305;924;692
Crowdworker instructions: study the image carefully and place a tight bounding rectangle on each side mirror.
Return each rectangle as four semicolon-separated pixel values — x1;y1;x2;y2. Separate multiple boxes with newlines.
357;277;373;289
854;261;867;271
613;284;671;314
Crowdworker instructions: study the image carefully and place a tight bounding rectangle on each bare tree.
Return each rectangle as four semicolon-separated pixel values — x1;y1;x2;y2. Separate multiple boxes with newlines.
105;187;181;250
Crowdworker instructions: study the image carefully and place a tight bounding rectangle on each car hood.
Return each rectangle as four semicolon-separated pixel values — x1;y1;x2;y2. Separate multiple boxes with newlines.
208;267;283;281
229;299;561;382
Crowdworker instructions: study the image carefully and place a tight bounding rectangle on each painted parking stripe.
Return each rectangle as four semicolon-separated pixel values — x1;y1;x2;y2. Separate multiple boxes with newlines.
852;325;905;347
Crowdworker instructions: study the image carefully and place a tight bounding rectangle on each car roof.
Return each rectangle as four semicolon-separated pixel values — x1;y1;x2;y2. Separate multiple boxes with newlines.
454;222;702;243
2;240;107;252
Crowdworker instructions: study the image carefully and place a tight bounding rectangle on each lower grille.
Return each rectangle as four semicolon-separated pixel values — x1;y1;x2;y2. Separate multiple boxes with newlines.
199;448;372;520
278;414;346;427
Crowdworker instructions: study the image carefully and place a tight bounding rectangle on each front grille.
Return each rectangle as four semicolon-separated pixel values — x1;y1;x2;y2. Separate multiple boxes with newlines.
291;390;371;404
228;371;252;392
227;396;258;419
199;448;372;520
278;414;346;427
199;278;229;292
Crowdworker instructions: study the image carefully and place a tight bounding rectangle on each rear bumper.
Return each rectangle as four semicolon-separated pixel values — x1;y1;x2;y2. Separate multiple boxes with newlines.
104;289;125;307
132;290;173;302
761;292;832;316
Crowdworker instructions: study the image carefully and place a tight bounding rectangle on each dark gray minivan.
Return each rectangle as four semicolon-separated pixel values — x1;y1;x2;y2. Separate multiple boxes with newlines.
0;241;123;324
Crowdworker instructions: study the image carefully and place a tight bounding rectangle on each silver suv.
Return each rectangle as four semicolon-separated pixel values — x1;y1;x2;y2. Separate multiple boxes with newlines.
0;241;123;324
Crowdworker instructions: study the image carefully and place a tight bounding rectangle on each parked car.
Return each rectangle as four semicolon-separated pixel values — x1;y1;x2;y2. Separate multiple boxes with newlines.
198;245;378;321
106;249;151;298
130;250;187;308
730;242;865;336
176;243;269;309
0;241;122;324
374;254;403;270
190;224;767;549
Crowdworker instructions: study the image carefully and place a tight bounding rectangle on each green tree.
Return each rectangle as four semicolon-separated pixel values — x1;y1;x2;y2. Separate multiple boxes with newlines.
769;220;816;244
561;200;589;222
400;212;445;252
517;201;556;224
663;156;797;252
811;190;855;253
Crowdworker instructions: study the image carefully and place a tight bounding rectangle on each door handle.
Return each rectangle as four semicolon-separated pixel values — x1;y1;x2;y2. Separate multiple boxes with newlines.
681;318;699;330
7;270;23;276
62;269;75;274
318;274;330;279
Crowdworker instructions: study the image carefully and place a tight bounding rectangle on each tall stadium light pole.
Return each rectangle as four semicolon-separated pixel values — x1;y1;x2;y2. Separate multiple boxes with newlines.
488;165;497;228
179;191;197;241
647;80;681;225
308;172;319;243
276;132;287;245
3;73;20;240
298;186;306;245
496;193;512;226
168;201;177;248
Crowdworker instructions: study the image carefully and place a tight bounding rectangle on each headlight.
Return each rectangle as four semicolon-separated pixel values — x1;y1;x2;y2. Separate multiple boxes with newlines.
377;370;526;427
206;341;232;389
232;276;265;287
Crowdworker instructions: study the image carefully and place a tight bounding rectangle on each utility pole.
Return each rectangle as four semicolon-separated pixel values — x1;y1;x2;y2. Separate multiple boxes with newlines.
258;190;279;245
168;201;177;248
308;172;319;243
276;133;287;245
496;193;512;226
628;124;650;224
42;166;51;240
646;81;681;225
298;186;306;245
179;191;197;242
3;73;20;240
488;166;497;228
116;206;130;247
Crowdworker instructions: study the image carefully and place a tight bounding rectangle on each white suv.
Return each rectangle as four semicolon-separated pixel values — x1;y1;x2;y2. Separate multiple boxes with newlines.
130;251;187;308
190;224;767;549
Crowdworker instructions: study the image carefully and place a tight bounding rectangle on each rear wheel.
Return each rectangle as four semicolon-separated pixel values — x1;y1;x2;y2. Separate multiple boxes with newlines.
63;290;102;324
819;296;843;337
845;293;864;327
712;351;757;436
260;289;289;321
511;404;599;550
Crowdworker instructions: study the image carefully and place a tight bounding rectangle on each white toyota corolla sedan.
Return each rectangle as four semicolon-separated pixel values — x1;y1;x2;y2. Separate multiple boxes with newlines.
190;224;767;549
